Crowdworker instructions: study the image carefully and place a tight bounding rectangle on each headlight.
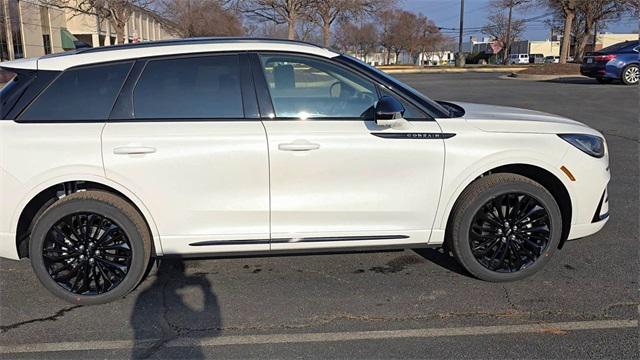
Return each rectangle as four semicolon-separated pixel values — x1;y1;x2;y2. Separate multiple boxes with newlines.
558;134;605;158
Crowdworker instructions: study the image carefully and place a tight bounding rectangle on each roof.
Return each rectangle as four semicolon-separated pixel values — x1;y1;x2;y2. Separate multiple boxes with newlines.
1;38;339;72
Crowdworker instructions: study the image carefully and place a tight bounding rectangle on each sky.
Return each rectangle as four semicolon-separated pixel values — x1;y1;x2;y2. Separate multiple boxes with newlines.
401;0;639;41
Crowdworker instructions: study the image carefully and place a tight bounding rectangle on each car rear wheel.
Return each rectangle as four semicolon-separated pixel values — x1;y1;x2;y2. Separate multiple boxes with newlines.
449;174;562;282
621;64;639;85
29;191;151;305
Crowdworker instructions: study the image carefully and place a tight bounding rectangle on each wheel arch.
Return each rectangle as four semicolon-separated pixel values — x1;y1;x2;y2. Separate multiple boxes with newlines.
14;177;162;258
440;163;573;250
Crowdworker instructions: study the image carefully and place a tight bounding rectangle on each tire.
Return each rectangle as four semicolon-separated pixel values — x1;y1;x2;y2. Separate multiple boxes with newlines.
621;64;639;85
29;191;151;305
596;77;613;84
449;174;562;282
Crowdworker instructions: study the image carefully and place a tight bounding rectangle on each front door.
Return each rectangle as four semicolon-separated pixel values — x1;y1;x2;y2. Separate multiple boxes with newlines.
102;53;270;255
254;53;446;250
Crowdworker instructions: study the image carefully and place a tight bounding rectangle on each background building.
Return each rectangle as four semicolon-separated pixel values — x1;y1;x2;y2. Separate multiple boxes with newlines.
1;0;175;62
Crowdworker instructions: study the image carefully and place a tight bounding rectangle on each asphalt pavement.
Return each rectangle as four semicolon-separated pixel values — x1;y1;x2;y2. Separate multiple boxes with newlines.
1;73;638;359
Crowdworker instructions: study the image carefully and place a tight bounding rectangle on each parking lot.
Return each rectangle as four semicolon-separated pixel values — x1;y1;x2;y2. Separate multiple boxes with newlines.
1;73;637;359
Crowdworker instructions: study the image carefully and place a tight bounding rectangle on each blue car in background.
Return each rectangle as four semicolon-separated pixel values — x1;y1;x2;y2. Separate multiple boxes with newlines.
581;40;639;85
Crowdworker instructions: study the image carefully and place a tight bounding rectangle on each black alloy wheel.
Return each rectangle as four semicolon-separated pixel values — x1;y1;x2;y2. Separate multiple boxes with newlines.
42;212;132;295
469;193;551;273
30;191;151;305
449;173;562;282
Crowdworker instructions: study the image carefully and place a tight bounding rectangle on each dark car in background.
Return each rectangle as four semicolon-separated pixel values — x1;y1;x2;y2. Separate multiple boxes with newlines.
581;40;639;85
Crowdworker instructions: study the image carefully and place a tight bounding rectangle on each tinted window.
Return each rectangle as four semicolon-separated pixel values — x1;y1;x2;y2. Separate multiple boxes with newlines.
20;62;131;121
260;54;377;119
133;55;243;119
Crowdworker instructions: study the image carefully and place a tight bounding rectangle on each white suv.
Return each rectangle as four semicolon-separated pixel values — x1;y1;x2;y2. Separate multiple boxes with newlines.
0;39;610;304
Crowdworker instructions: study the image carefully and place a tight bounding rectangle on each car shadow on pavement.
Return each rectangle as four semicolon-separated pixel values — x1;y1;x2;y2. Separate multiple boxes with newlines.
543;77;610;85
130;259;220;359
412;247;473;278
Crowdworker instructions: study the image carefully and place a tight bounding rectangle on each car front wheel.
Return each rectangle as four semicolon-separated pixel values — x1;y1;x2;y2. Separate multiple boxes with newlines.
621;64;639;85
449;174;562;282
29;191;151;305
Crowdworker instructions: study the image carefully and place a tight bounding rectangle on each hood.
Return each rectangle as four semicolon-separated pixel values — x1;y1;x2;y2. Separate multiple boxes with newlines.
450;101;598;135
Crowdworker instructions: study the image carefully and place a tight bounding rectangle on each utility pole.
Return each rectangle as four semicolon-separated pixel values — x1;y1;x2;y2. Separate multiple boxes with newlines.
456;0;465;67
504;0;514;65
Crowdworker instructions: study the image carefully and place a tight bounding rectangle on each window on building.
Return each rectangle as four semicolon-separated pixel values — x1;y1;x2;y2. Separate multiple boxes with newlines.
42;35;51;55
7;0;23;59
0;1;9;61
40;6;51;54
133;55;244;119
20;62;133;121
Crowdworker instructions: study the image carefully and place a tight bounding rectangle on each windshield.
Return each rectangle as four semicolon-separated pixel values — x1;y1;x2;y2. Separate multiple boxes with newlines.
337;54;450;118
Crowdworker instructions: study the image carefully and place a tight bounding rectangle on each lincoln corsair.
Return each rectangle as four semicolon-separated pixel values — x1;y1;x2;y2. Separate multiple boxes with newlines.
0;38;610;304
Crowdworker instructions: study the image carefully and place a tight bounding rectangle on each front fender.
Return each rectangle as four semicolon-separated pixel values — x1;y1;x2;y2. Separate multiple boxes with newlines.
436;156;575;229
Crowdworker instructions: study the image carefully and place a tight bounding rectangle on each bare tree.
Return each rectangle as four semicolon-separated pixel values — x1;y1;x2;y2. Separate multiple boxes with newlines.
377;8;397;64
241;0;309;40
481;11;525;61
573;0;628;61
415;18;444;65
546;0;578;63
374;9;419;64
42;0;154;45
159;0;243;37
623;0;640;15
490;0;531;61
307;0;394;48
296;19;321;43
334;19;377;61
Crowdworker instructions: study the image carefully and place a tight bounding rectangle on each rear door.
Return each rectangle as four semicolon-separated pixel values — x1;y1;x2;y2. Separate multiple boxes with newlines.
102;53;270;255
253;53;446;250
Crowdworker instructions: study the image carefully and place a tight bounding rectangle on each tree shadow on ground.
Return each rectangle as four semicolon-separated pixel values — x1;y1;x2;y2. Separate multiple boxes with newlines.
130;259;220;359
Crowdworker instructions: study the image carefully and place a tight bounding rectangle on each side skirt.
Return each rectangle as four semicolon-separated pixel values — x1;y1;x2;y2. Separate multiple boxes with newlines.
161;242;439;260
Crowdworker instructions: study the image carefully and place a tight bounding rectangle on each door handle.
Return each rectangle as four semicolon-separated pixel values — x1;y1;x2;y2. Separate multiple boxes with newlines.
113;146;156;155
278;140;320;152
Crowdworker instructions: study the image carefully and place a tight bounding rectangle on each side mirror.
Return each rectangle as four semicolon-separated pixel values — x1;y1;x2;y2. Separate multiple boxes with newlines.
375;95;405;127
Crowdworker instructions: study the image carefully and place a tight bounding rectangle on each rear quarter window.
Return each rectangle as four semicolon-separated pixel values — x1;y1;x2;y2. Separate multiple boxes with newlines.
19;62;132;121
1;69;31;119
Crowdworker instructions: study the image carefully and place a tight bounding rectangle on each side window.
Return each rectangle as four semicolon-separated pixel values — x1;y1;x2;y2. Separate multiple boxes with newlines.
379;88;427;120
133;55;243;119
20;62;132;121
259;54;377;119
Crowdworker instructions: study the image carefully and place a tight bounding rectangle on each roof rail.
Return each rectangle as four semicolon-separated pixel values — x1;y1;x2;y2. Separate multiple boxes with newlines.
75;37;327;55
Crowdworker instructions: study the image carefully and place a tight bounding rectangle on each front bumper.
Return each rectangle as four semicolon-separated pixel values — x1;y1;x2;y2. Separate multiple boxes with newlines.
560;138;610;240
568;188;609;240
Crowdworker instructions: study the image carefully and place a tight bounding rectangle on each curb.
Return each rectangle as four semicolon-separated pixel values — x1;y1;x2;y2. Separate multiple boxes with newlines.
381;67;527;74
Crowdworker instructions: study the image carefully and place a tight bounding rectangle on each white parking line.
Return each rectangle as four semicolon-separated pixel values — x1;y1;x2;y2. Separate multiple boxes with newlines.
0;319;636;354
